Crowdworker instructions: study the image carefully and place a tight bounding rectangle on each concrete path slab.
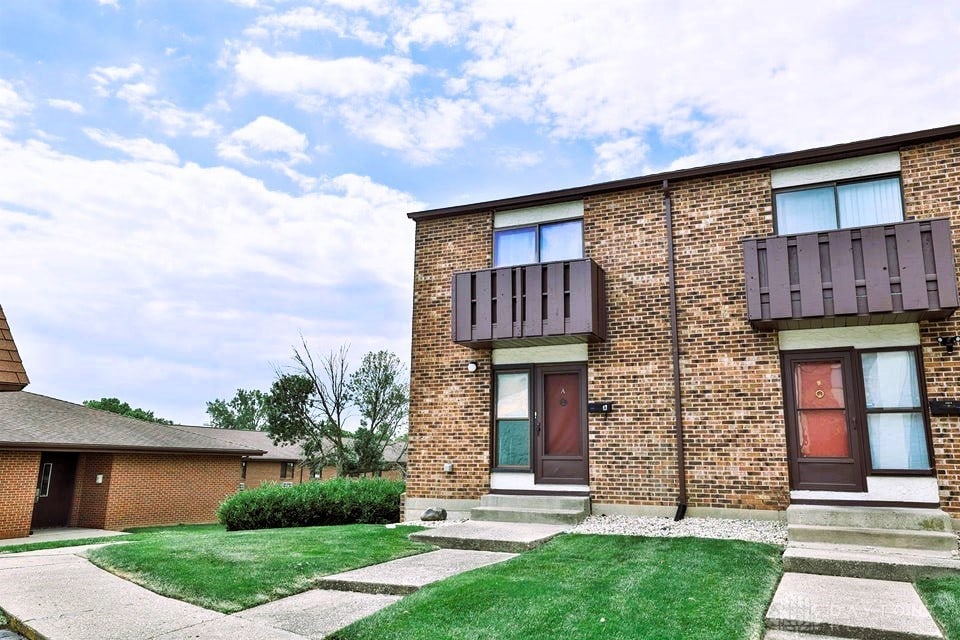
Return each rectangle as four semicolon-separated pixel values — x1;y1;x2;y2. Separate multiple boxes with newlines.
766;572;943;639
317;549;517;594
0;528;127;548
409;520;567;552
153;615;309;639
237;589;400;639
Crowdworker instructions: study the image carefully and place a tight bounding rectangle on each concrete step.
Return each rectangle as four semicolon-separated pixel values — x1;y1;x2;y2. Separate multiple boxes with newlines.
788;523;959;552
784;542;960;581
766;573;943;640
479;494;590;512
470;506;585;525
408;521;567;553
764;631;849;640
786;504;953;532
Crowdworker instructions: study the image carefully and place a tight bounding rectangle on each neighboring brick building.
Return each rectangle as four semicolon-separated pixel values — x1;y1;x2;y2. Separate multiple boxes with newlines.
405;124;960;528
0;307;264;540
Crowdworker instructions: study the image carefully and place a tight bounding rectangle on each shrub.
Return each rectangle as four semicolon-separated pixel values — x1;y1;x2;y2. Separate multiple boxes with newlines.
218;477;405;531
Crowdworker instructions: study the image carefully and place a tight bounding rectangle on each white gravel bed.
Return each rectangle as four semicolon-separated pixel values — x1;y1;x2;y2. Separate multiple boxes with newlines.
569;514;788;546
388;519;468;529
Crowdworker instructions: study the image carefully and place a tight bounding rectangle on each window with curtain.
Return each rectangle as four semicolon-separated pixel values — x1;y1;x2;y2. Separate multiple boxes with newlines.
775;176;903;235
860;350;930;471
493;219;583;267
495;371;531;467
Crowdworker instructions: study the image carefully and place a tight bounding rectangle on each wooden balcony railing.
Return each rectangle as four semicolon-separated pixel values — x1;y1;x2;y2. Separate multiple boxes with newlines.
743;218;959;330
452;259;607;348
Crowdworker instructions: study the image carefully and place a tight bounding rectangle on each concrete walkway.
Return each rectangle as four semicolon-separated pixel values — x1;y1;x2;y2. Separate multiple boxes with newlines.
0;541;516;640
0;528;127;548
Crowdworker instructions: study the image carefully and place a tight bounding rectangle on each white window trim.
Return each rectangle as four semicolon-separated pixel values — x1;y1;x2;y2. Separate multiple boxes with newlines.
771;152;900;189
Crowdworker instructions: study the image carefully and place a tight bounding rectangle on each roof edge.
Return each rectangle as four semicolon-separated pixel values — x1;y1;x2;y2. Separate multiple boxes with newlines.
0;442;265;455
407;123;960;222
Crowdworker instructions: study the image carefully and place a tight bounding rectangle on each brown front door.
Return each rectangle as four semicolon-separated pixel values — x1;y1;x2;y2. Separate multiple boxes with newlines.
535;364;588;484
783;351;866;492
31;453;78;529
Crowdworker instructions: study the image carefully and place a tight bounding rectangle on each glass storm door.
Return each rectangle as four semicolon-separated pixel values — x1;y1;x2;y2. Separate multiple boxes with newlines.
535;364;588;484
783;351;866;491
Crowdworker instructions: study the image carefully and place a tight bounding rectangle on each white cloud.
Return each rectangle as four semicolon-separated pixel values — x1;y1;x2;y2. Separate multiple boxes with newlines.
341;97;492;164
393;10;462;52
0;79;30;131
233;47;423;106
90;64;219;137
98;0;119;8
244;7;386;46
47;99;85;114
498;148;542;170
218;116;310;165
84;128;180;164
592;137;650;180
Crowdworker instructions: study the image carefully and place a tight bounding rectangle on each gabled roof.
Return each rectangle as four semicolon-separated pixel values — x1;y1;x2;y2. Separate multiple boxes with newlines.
0;392;264;455
407;123;960;222
0;306;29;391
176;426;304;461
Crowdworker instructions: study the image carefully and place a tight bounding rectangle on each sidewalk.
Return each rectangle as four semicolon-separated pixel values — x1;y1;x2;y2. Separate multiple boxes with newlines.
0;542;516;639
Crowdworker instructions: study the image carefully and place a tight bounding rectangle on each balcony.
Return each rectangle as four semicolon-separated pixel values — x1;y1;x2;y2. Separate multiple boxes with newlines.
743;218;959;330
452;258;607;348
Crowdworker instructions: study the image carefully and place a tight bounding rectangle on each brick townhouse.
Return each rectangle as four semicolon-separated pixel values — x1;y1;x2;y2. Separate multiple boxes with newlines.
403;124;960;532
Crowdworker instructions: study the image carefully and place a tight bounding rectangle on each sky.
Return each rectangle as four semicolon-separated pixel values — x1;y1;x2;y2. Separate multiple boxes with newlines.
0;1;959;426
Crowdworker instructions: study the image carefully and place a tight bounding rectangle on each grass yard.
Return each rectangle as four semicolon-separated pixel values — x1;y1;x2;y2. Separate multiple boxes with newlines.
332;533;783;640
0;524;221;555
917;577;960;640
87;524;429;613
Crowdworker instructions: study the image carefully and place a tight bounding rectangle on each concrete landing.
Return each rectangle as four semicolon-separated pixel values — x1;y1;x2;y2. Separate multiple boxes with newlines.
409;520;567;552
316;549;517;595
784;542;960;582
765;572;943;640
236;589;400;639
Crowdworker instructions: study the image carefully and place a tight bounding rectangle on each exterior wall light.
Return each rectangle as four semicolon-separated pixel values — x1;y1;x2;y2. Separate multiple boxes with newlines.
937;336;960;353
467;361;479;373
443;462;454;473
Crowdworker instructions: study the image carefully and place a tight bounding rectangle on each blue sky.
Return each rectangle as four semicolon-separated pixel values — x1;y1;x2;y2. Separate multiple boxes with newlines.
1;0;958;425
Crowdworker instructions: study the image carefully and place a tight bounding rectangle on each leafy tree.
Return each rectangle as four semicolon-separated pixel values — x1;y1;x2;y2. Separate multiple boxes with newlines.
346;350;409;476
206;388;270;431
267;342;355;474
82;397;174;424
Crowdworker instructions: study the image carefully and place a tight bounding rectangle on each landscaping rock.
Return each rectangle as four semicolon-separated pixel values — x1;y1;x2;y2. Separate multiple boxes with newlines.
421;508;447;522
570;514;788;545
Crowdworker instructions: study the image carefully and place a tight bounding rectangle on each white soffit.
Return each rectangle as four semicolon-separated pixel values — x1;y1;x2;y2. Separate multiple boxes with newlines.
779;323;920;351
771;152;901;189
492;344;588;365
494;201;584;228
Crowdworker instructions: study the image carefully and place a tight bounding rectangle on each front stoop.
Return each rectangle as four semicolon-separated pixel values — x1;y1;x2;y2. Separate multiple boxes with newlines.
765;573;943;640
469;494;590;525
784;505;960;581
409;521;568;553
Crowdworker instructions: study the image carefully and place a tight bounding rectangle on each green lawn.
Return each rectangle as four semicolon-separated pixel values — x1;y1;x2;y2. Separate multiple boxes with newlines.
87;524;429;613
332;534;783;640
917;577;960;640
0;523;221;555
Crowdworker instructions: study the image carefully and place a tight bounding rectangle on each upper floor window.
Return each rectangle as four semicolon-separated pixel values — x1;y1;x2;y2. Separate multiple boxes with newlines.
775;176;903;235
493;219;583;267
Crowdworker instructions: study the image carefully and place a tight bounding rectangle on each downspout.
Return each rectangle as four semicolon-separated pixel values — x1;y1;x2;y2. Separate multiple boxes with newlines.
663;179;687;521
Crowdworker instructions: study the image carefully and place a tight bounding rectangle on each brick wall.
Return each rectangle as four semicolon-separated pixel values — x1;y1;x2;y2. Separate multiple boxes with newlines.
98;453;241;530
0;451;40;538
72;453;113;528
902;138;960;515
244;459;308;487
407;212;492;502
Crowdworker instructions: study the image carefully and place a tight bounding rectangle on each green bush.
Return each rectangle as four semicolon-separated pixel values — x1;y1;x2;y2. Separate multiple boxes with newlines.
217;477;405;531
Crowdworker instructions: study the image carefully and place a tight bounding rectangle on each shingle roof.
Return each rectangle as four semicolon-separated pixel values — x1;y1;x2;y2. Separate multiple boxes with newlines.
0;392;264;455
0;306;29;391
176;427;304;461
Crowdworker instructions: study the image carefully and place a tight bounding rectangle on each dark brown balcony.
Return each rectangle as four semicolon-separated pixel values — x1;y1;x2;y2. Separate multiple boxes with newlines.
743;218;959;330
452;259;607;348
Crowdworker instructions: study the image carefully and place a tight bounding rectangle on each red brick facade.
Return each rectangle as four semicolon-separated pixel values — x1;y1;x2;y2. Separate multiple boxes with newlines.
0;451;40;538
408;135;960;517
244;459;308;487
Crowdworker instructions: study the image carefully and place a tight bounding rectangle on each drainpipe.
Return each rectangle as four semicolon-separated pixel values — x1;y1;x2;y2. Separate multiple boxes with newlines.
663;179;687;521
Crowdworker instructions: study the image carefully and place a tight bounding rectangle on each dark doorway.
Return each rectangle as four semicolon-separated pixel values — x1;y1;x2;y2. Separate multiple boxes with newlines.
31;453;78;529
535;364;588;484
783;350;866;491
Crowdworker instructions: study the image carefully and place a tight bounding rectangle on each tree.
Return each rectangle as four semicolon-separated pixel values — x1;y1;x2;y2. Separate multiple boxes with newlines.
206;388;270;431
266;342;355;474
83;397;174;424
346;350;409;476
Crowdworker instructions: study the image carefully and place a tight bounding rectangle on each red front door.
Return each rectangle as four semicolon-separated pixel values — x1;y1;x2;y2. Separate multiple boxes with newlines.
31;453;78;529
783;351;866;491
535;364;588;484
